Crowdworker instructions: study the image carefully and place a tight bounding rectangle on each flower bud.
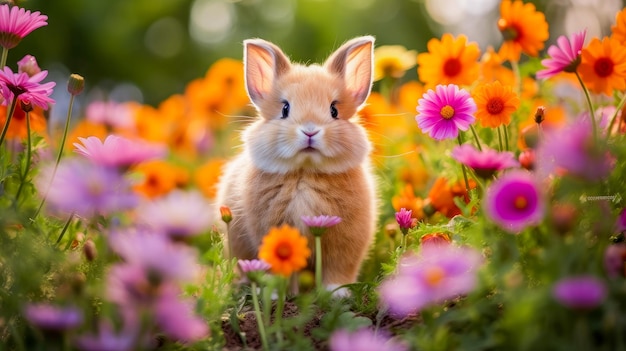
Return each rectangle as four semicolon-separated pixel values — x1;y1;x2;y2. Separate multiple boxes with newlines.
220;205;232;224
67;74;85;96
534;106;545;125
17;55;41;77
420;232;451;248
550;203;577;235
518;148;535;170
20;100;33;113
83;240;97;262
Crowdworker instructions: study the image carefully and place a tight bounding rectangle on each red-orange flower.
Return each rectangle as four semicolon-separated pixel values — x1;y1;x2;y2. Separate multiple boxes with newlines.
611;8;626;45
497;0;549;62
473;81;520;128
258;225;311;277
417;34;480;88
578;37;626;96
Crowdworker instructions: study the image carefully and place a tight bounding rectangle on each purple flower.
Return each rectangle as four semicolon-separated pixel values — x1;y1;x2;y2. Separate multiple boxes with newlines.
483;170;545;233
395;208;413;234
0;4;48;49
451;144;519;179
74;320;137;351
106;264;155;306
536;29;586;79
17;54;41;77
135;190;214;239
378;245;483;317
36;159;138;219
301;215;342;236
537;120;615;181
617;208;626;232
329;327;407;351
552;275;607;309
238;259;271;274
0;66;55;109
416;84;476;140
86;101;135;129
154;286;209;343
108;229;199;283
24;303;83;331
604;244;626;278
74;135;167;169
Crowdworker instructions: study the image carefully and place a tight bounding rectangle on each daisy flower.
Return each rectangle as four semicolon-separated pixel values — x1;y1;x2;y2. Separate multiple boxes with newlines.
611;8;626;45
472;81;520;128
483;170;545;233
451;144;519;179
536;30;587;79
74;135;167;169
497;0;549;62
417;34;480;87
0;4;48;49
258;224;311;277
301;215;342;237
395;208;413;234
330;327;407;351
373;45;417;81
552;276;607;310
578;37;626;96
0;66;55;109
416;84;476;140
154;286;209;343
85;100;135;130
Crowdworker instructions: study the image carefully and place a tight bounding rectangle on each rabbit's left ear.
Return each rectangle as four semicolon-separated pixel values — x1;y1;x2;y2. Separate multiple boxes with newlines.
244;38;291;107
324;36;374;107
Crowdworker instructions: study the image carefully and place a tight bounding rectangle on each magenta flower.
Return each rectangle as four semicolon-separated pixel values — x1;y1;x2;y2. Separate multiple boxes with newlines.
536;29;586;79
416;84;476;140
36;159;138;218
0;66;55;109
106;264;156;306
552;275;607;309
74;135;167;169
537;120;615;181
604;244;626;278
395;208;413;234
329;327;407;351
617;208;626;232
135;190;214;239
483;170;545;233
451;144;519;179
74;320;137;351
154;286;209;343
301;215;342;236
378;244;483;317
0;5;48;49
24;303;83;331
17;54;41;77
86;101;135;129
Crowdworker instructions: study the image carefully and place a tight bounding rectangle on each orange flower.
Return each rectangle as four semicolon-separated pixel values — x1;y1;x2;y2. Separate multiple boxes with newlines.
427;177;476;218
392;184;425;220
497;0;549;62
479;46;515;85
258;224;311;277
132;160;189;198
194;158;224;199
611;8;626;45
373;45;417;81
395;81;424;114
578;37;626;96
417;34;480;88
0;104;47;140
473;81;520;128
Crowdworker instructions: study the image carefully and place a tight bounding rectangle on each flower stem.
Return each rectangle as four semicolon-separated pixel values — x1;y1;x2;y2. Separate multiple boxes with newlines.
469;125;483;151
503;125;510;151
273;278;287;343
497;126;504;151
14;110;32;203
575;71;597;142
315;235;323;291
510;60;521;96
0;96;18;149
55;213;74;247
251;281;270;351
607;93;626;136
457;134;471;196
0;47;8;69
34;94;76;218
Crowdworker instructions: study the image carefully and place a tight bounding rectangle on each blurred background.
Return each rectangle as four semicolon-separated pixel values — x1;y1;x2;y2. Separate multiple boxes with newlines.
10;0;626;115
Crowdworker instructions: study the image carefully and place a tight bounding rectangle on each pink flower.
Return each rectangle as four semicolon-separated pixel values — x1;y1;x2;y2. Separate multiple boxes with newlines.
74;320;137;351
604;243;626;278
0;4;48;49
74;135;167;169
24;303;83;331
536;29;586;79
238;259;271;274
154;286;209;343
301;215;342;236
17;54;41;77
330;327;407;351
0;66;55;109
451;144;519;179
379;244;483;317
395;208;413;234
552;275;607;310
86;101;135;129
416;84;476;140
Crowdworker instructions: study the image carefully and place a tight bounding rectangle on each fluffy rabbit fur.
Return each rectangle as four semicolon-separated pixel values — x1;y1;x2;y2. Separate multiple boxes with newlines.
216;36;378;291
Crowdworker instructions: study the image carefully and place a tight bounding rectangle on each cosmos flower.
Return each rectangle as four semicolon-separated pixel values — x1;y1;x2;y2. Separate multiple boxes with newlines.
552;276;607;309
301;215;342;236
417;34;480;87
451;144;519;179
0;66;55;109
483;170;545;233
36;158;138;219
472;81;520;128
0;4;48;49
536;29;587;79
135;189;214;239
74;135;167;169
497;0;549;62
416;84;476;140
379;244;483;317
154;286;209;343
373;45;417;81
578;37;626;96
258;224;311;277
23;303;83;331
329;327;407;351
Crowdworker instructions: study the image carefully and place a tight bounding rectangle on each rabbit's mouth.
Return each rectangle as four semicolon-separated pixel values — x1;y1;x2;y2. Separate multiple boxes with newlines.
302;146;317;152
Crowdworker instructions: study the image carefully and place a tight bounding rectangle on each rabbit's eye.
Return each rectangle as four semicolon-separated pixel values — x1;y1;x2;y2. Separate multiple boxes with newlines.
281;101;290;119
330;101;338;119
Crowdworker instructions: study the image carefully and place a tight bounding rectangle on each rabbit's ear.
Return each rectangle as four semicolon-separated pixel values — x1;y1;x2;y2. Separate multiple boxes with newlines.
244;39;291;106
324;36;374;107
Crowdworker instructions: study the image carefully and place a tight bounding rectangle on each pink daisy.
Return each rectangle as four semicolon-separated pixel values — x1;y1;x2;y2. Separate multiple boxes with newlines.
395;208;413;234
451;144;519;179
416;84;476;140
86;101;135;129
552;275;607;310
0;66;55;109
0;4;48;49
536;29;587;79
301;215;342;237
74;135;167;169
330;327;407;351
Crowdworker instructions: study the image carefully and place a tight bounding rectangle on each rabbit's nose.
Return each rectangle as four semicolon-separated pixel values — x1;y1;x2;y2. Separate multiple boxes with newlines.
301;129;320;137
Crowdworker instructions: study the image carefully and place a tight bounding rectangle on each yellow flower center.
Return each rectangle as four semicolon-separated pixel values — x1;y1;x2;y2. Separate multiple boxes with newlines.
514;195;528;210
275;242;292;260
440;105;455;119
425;266;445;286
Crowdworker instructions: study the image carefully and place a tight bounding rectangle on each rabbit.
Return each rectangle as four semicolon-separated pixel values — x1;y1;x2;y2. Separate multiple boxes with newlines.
216;36;378;294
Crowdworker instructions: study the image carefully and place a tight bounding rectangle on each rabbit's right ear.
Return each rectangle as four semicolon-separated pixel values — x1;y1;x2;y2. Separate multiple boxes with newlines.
244;39;291;106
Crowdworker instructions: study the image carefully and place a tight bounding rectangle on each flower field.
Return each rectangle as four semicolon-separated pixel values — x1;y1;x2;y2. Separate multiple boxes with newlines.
1;1;626;350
